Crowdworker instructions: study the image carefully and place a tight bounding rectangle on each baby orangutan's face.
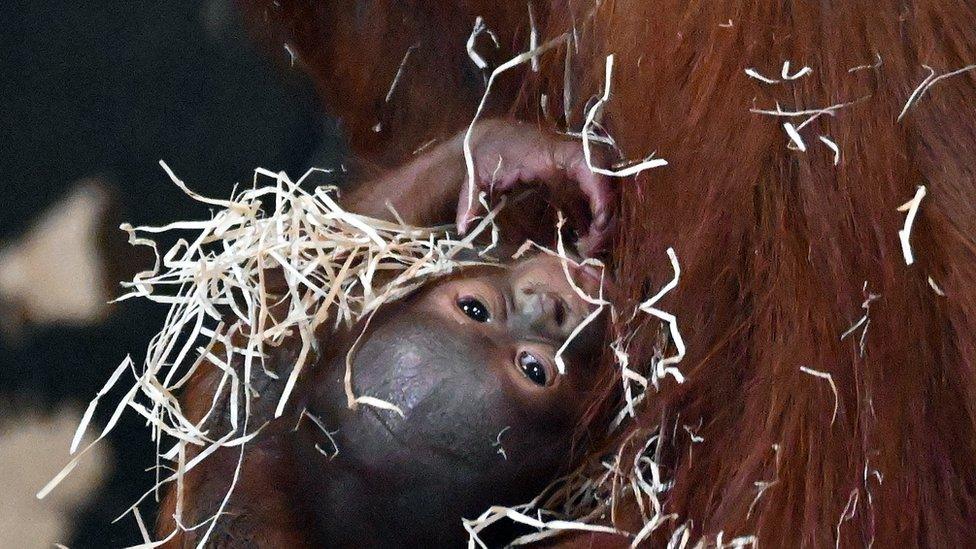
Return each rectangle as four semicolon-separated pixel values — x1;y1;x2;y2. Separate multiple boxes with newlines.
299;253;606;546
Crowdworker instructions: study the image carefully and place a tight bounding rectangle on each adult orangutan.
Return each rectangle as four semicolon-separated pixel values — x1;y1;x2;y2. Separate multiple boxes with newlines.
183;0;974;546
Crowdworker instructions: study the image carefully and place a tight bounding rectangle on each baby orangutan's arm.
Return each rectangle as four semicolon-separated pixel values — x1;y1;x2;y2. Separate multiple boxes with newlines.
342;120;615;255
155;336;320;547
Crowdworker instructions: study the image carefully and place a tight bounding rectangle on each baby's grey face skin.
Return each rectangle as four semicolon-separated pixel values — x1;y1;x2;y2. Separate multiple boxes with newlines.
299;254;606;546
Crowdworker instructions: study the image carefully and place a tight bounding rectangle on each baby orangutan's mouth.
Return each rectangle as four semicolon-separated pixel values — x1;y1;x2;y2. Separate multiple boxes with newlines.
332;401;488;473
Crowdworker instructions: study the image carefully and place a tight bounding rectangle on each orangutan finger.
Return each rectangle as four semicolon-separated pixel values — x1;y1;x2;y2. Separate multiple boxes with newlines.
557;143;614;256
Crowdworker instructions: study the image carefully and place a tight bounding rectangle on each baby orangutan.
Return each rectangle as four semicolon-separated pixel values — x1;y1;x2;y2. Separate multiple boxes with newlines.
158;121;616;547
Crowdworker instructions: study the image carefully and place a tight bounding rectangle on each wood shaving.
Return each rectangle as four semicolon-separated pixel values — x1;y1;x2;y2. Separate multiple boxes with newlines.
781;61;812;80
527;2;539;72
582;55;669;177
744;68;781;85
896;185;927;265
492;426;511;460
465;429;670;548
384;43;419;103
783;122;807;151
750;97;867;119
819;135;841;165
637;248;686;387
747;443;781;519
745;61;811;84
840;281;880;357
835;489;859;549
898;64;976;121
848;54;883;73
283;43;297;67
466;16;501;71
799;366;839;426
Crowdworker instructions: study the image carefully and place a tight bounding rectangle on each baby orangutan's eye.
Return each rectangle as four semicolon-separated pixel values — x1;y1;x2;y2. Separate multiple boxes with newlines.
457;296;490;322
518;351;549;387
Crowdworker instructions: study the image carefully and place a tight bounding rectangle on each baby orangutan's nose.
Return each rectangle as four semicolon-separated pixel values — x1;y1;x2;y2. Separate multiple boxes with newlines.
516;287;568;336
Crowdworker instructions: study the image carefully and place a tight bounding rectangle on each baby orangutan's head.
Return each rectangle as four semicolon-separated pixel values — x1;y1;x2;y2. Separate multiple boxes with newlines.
160;253;609;547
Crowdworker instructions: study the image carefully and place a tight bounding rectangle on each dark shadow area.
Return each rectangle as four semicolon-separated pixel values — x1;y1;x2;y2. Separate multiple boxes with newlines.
0;1;339;545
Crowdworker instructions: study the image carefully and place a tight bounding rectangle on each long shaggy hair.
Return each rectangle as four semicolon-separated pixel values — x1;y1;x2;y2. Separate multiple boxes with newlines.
241;1;976;545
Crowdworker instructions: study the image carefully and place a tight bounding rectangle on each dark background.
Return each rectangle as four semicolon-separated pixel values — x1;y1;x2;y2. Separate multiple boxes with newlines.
0;1;340;545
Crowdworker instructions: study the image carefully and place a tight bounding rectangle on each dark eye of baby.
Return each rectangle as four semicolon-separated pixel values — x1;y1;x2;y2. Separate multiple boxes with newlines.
457;297;490;322
518;352;548;386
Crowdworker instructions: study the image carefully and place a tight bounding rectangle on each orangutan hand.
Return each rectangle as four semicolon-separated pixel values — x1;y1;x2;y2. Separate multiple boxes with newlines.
454;119;614;255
